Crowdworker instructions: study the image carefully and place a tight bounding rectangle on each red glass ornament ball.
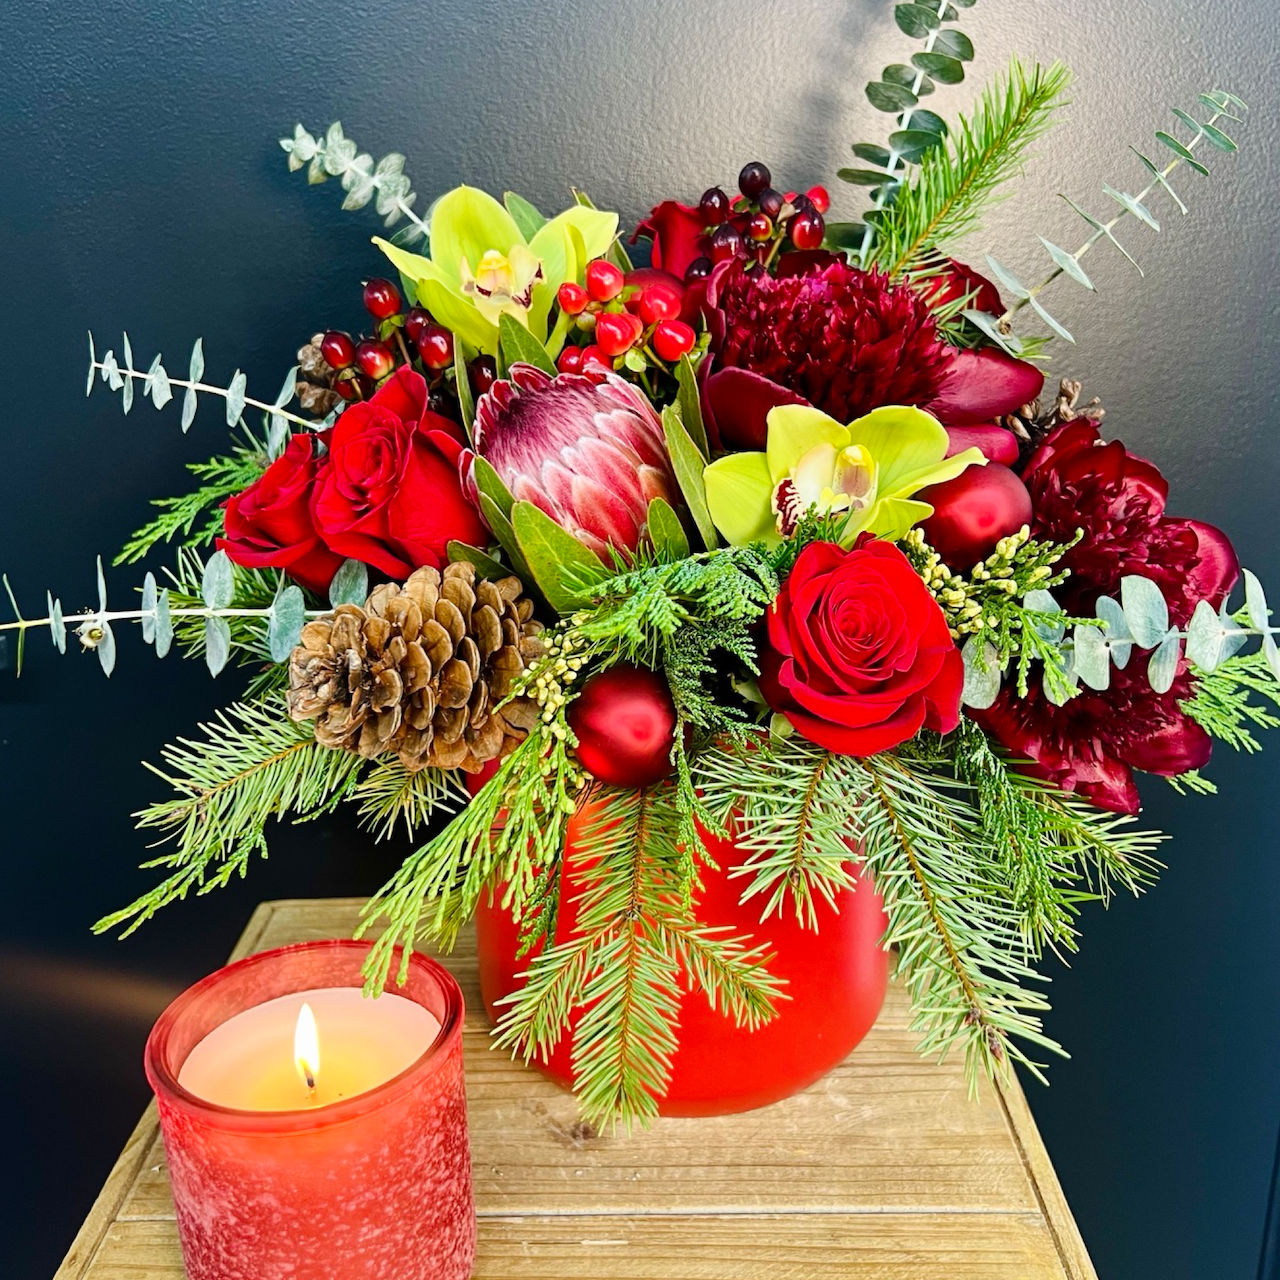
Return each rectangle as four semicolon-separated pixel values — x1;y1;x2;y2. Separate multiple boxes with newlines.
568;665;678;788
919;463;1033;569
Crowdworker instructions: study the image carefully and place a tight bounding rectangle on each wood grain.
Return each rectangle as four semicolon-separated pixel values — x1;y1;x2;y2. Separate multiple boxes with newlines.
57;898;1097;1280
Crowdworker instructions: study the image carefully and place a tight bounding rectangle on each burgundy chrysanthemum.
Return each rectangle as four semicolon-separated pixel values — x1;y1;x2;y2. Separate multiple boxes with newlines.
971;419;1240;814
708;259;950;425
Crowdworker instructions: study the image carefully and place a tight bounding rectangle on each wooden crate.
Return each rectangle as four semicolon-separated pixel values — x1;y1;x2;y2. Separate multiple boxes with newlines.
56;898;1097;1279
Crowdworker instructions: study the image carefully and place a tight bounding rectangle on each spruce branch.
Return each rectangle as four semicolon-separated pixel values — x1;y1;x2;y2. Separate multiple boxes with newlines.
94;698;362;937
352;759;467;843
1183;648;1280;755
875;58;1072;278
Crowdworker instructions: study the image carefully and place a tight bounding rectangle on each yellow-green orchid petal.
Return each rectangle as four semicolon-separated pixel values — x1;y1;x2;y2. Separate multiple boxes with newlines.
765;405;850;481
845;495;936;543
539;205;619;265
428;186;523;288
845;406;949;488
704;452;779;546
458;244;542;328
418;278;499;352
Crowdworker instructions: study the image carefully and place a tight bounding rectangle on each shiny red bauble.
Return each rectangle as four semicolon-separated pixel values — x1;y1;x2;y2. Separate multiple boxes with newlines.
567;665;678;788
919;463;1033;569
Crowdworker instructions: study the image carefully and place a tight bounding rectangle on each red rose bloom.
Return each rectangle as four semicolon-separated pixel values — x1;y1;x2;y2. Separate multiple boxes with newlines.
632;200;711;278
217;433;343;595
310;366;487;579
971;419;1240;813
759;538;963;756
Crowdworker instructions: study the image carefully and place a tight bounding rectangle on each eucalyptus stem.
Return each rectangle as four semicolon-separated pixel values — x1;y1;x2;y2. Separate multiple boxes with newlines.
90;361;314;431
998;110;1226;324
0;605;327;634
857;9;946;268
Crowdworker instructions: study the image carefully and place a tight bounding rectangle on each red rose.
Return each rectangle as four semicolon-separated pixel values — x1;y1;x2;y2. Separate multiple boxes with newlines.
919;258;1003;314
632;200;709;278
217;433;343;595
759;538;963;756
310;366;488;579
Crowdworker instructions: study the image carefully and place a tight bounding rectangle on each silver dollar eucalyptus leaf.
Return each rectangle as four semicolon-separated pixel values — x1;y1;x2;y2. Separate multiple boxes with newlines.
155;589;173;659
201;550;235;610
225;370;247;426
205;615;232;677
1073;621;1111;691
47;593;66;654
120;333;135;414
1147;629;1182;694
268;585;306;663
1244;569;1269;632
1095;595;1132;669
1185;599;1227;671
329;558;369;608
140;573;158;644
1120;575;1169;649
960;636;1002;709
96;622;117;676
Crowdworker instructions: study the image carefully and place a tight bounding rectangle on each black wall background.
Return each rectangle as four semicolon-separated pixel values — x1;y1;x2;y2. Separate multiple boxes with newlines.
1;1;1277;1277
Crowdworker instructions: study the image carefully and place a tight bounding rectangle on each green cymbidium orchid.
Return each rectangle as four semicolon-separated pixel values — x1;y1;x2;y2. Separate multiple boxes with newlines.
374;186;618;356
704;404;987;547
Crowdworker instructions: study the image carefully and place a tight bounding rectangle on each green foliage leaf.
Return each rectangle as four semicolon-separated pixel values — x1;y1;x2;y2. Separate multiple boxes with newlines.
201;550;234;610
984;255;1030;299
852;142;894;167
498;313;557;376
96;622;117;677
883;64;932;95
1061;197;1144;276
1171;107;1237;153
1155;131;1210;176
1102;184;1159;231
511;501;606;614
1243;569;1269;632
328;558;369;608
895;3;941;37
1038;238;1094;290
503;191;547;239
675;354;709;459
912;52;965;84
839;168;891;186
646;498;690;562
205;615;232;676
446;541;512;582
933;28;975;61
890;129;947;162
1131;149;1189;215
867;80;919;113
473;456;515;520
1028;295;1074;343
453;338;476;440
662;406;718;551
1121;574;1169;648
268;585;306;663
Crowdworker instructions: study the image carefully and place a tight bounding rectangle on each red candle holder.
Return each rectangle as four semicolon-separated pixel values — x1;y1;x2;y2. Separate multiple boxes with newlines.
145;940;475;1280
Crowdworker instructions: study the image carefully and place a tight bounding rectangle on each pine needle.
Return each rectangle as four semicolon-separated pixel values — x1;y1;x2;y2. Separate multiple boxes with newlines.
874;58;1072;278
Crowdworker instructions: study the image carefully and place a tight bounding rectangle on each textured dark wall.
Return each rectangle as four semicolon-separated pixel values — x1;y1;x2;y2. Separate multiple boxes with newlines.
2;2;1277;1277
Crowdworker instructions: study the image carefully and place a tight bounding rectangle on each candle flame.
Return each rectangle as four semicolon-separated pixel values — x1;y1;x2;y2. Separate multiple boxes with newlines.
294;1001;319;1091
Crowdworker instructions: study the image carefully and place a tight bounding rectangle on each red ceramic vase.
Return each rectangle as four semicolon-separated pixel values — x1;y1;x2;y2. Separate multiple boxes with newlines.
475;801;890;1117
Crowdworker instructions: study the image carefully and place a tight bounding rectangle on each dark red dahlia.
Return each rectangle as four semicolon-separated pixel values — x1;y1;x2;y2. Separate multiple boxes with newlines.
709;258;950;425
971;419;1240;814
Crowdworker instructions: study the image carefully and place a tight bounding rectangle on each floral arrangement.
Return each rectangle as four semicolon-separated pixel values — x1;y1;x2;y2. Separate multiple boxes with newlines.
4;7;1273;1127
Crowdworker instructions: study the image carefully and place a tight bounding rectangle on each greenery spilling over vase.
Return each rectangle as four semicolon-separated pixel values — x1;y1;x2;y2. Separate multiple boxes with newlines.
4;3;1274;1129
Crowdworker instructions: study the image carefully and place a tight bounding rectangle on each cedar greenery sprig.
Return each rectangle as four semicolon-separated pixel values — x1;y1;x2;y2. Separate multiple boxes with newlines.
973;90;1248;348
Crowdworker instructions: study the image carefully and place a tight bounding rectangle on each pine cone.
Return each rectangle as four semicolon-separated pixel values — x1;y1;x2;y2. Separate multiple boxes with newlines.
295;333;343;419
287;563;545;773
1002;378;1106;470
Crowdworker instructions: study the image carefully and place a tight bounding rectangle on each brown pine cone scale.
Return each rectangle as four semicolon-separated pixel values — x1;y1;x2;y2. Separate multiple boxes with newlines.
287;562;544;773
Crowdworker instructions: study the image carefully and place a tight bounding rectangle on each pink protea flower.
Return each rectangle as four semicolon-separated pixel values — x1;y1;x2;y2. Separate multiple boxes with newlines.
469;363;682;559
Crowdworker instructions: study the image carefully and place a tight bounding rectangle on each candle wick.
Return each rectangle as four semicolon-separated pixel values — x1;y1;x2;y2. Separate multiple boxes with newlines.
304;1067;316;1091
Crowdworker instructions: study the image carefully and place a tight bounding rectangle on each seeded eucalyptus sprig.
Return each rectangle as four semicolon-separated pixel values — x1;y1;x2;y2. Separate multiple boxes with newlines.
88;333;307;458
972;90;1248;349
281;122;428;243
836;0;979;263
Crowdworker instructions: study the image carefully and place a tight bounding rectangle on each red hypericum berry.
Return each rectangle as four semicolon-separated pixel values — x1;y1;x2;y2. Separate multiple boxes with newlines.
320;330;356;371
791;192;814;214
362;277;402;320
684;256;713;283
788;209;826;250
580;343;607;365
637;284;682;326
709;223;745;262
805;184;831;214
557;281;590;315
757;188;784;220
355;339;395;381
404;307;432;344
334;374;362;401
595;312;643;357
747;212;774;243
585;259;625;303
416;323;454;371
469;355;498;396
557;345;585;374
652;320;696;363
699;186;731;225
738;161;771;199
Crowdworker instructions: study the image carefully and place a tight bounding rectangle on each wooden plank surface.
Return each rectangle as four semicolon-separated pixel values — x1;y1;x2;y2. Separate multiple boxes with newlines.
57;898;1097;1280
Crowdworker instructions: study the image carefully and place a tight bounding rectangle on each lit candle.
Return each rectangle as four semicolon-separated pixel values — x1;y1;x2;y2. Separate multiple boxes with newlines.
146;940;475;1280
